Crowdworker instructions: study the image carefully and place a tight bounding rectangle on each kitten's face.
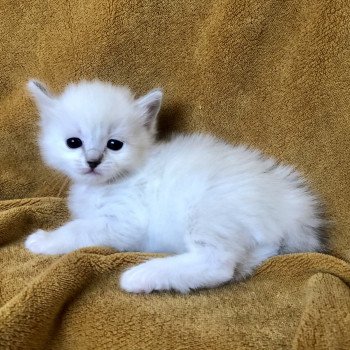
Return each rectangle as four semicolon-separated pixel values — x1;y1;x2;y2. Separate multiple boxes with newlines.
28;80;162;185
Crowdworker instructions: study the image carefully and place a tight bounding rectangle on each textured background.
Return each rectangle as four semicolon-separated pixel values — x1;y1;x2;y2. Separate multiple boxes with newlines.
0;1;349;349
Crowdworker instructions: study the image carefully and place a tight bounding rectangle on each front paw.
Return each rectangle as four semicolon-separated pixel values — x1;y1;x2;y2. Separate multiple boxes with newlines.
25;229;60;255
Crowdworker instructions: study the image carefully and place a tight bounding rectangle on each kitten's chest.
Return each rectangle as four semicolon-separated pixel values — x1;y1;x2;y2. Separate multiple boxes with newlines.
68;185;104;218
68;182;141;219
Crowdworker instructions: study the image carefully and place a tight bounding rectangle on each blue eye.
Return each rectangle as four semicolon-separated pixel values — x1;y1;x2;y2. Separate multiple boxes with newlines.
107;139;123;151
66;138;82;148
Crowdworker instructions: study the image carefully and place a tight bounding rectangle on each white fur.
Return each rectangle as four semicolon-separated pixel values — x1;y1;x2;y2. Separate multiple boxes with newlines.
25;79;326;293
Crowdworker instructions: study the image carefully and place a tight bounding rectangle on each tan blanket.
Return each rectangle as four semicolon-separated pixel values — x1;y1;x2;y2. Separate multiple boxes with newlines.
1;1;350;349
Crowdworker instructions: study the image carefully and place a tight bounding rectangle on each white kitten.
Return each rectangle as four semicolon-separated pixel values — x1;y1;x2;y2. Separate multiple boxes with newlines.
25;79;327;293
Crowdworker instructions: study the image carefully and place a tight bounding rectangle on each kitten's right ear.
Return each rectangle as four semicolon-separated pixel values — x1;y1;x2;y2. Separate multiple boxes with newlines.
27;79;54;111
136;88;163;131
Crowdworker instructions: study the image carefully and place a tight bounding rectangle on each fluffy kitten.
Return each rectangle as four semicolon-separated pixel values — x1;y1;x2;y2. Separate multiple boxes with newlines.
25;79;326;293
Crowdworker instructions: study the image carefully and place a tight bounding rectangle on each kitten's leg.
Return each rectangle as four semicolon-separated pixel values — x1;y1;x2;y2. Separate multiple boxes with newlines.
234;243;280;281
120;246;237;293
25;218;121;255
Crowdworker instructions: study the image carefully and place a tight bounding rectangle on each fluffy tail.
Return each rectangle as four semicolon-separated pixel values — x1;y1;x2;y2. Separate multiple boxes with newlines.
282;220;329;254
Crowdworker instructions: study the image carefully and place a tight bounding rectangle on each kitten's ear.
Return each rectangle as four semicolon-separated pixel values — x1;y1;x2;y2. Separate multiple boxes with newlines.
136;89;163;130
27;79;55;112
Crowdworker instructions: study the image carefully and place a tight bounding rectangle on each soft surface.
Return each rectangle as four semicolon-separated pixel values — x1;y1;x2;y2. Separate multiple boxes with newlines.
0;1;349;349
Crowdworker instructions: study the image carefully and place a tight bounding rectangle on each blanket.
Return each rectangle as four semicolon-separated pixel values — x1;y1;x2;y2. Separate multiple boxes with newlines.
1;1;350;349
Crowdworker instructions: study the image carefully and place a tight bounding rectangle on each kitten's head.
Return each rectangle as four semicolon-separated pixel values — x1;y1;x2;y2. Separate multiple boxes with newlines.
27;79;162;184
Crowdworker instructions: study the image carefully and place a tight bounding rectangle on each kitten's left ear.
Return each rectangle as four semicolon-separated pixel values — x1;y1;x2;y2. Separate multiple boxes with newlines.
27;79;55;112
136;89;163;130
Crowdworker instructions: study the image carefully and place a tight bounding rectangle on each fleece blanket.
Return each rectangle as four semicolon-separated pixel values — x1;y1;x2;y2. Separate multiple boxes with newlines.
0;1;350;349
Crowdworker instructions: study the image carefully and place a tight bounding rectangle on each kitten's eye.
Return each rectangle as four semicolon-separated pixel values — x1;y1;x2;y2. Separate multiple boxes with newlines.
107;139;123;151
66;138;82;149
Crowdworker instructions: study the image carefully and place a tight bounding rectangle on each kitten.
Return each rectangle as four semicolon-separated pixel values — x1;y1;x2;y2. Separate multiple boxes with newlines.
25;79;327;293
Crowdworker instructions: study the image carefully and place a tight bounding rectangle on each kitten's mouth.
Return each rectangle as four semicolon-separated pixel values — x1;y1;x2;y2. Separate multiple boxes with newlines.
83;169;101;176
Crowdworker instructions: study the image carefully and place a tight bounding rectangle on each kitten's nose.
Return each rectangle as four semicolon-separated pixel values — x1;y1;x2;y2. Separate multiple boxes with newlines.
86;149;102;170
87;160;101;169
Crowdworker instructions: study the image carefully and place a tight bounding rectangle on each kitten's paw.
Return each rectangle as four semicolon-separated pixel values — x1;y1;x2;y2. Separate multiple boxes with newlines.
120;262;161;293
25;230;60;255
120;259;181;294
